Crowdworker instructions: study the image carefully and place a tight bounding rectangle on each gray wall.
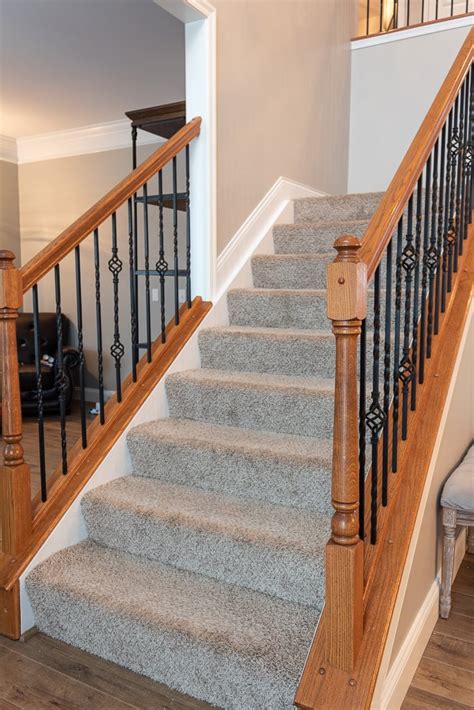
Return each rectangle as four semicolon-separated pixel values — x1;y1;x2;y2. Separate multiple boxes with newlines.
211;0;358;254
0;159;21;262
348;23;472;193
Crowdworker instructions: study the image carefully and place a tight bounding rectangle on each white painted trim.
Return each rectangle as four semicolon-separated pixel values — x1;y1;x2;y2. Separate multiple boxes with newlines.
352;13;474;50
372;297;474;709
15;119;164;165
19;178;328;632
215;177;327;302
154;0;214;22
381;531;466;710
0;134;18;163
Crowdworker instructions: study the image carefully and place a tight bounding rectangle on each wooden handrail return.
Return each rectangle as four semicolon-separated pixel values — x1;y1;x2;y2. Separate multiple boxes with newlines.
0;117;211;639
296;27;474;709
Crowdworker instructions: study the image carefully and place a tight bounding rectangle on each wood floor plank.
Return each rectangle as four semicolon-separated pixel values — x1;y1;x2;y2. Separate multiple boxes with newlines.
424;633;474;672
433;611;474;643
453;560;474;598
451;591;474;618
0;634;215;710
0;699;21;709
402;686;472;709
410;656;474;706
0;649;133;709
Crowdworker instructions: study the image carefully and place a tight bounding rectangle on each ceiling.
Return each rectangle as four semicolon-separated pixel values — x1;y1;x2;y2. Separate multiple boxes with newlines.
0;0;185;138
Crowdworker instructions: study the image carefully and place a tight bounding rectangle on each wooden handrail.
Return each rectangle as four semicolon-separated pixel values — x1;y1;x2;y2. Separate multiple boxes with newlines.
359;27;474;280
20;116;202;293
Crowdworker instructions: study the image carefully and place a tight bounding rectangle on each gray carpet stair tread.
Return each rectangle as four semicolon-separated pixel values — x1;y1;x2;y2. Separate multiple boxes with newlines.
199;325;334;377
294;192;383;222
251;253;332;289
82;476;328;607
166;369;334;437
127;417;333;513
227;287;329;329
27;541;320;709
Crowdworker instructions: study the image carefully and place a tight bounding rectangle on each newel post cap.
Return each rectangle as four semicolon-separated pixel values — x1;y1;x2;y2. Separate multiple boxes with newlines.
327;234;367;321
0;250;22;310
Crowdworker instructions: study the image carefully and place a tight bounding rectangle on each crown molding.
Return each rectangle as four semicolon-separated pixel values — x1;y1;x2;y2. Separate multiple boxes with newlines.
0;134;18;164
8;119;164;165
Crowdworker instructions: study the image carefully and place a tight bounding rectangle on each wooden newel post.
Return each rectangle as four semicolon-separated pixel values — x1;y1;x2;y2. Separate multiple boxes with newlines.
325;235;367;673
0;250;32;555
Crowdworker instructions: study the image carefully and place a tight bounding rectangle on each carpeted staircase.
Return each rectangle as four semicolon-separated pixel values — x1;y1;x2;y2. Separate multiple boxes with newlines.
26;192;382;710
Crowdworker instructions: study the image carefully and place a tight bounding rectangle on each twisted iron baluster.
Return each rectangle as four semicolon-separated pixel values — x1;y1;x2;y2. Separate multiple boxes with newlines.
128;198;138;382
143;183;152;362
399;196;416;441
464;71;473;238
442;110;454;313
173;156;180;325
185;144;192;307
435;125;446;336
94;228;105;424
392;217;403;473
32;285;47;500
54;265;68;475
382;238;393;506
156;170;168;343
366;265;386;544
410;176;423;412
426;140;440;360
108;212;125;400
418;155;432;386
455;86;465;267
74;245;87;448
447;99;460;294
359;317;367;539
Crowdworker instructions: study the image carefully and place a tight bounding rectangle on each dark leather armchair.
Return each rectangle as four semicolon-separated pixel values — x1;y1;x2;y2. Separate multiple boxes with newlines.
16;312;80;415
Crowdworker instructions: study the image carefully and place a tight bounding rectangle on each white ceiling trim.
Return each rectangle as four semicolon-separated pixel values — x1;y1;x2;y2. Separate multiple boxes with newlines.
0;134;18;163
11;119;164;165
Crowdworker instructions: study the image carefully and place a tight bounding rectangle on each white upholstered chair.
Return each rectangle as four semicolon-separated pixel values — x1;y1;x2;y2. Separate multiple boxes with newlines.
439;444;474;618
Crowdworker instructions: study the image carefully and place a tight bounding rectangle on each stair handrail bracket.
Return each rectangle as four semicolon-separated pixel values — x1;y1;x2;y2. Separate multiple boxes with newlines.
0;118;210;639
296;27;474;710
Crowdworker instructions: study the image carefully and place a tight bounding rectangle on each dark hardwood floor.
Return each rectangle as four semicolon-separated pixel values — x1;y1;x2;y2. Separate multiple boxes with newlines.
0;632;214;709
402;553;474;709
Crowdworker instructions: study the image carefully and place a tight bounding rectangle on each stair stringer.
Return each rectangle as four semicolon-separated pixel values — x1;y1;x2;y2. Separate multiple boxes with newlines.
19;176;326;634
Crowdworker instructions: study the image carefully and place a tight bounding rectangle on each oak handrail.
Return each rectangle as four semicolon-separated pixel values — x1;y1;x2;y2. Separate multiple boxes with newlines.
20;116;202;292
359;27;474;280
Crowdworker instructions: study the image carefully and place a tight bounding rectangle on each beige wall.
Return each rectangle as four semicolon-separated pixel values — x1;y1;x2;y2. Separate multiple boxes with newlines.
212;0;357;254
389;308;474;664
0;159;21;263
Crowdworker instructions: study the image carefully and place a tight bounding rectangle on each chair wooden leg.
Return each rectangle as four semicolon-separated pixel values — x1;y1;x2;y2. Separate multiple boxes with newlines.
440;507;457;619
468;526;474;555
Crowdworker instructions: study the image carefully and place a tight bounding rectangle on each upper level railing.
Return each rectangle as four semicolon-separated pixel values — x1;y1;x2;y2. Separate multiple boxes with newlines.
296;28;473;706
0;118;206;580
358;0;473;38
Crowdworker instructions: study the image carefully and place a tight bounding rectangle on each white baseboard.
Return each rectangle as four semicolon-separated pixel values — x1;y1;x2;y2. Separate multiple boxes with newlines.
215;176;327;302
381;529;467;709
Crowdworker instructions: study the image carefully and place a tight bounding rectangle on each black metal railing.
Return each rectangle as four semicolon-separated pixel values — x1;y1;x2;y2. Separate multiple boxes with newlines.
22;121;200;504
359;64;473;544
360;0;472;37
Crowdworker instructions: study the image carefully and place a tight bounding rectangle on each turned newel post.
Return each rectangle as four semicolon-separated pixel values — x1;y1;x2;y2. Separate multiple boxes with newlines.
0;250;32;555
325;235;367;673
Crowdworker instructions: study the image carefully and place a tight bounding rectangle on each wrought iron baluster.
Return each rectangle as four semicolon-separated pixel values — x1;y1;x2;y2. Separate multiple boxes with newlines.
410;178;423;411
451;0;454;14
128;198;138;382
54;265;68;475
379;0;383;31
366;0;370;35
399;196;416;441
109;212;125;400
455;87;465;268
173;156;180;325
366;265;385;544
392;217;403;472
442;110;454;312
94;228;105;424
463;71;472;241
32;285;47;501
407;0;411;25
382;238;393;506
132;126;139;354
74;245;87;448
435;125;447;336
359;317;367;539
421;0;425;22
185;144;191;308
143;184;152;362
435;0;439;19
156;170;167;343
458;82;467;256
426;139;440;360
447;99;460;294
418;155;432;385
